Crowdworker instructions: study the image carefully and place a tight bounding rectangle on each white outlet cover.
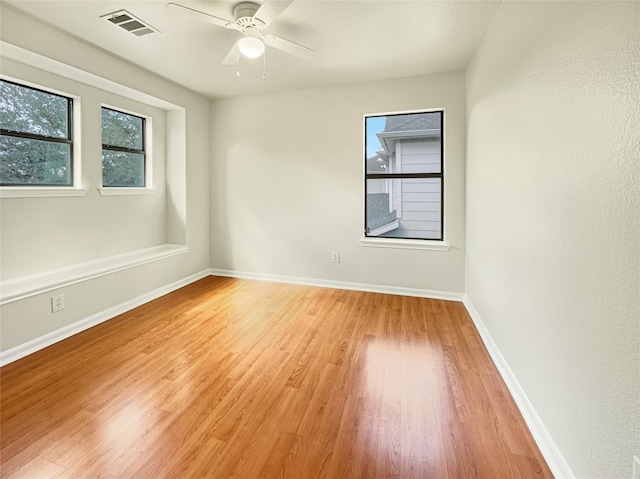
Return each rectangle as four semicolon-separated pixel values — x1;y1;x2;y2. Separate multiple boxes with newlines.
51;294;65;312
633;456;640;479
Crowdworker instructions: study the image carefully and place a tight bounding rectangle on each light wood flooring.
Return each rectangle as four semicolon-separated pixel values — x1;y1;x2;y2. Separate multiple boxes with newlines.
1;276;553;478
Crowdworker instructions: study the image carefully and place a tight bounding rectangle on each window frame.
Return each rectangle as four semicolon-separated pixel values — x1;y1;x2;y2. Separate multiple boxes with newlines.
364;109;445;243
0;78;75;187
100;105;149;189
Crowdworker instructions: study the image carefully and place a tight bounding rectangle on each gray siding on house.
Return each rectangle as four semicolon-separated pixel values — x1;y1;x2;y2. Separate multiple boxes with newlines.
399;138;441;174
367;178;387;194
395;178;441;238
395;138;441;239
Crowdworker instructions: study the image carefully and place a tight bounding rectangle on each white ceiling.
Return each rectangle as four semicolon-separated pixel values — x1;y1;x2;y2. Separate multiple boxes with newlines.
5;0;501;99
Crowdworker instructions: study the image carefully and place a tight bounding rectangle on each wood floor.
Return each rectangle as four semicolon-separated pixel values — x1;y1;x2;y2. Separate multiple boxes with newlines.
1;276;553;478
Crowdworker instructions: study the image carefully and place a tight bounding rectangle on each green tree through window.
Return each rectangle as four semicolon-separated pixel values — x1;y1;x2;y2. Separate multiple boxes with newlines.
102;107;146;187
0;80;73;186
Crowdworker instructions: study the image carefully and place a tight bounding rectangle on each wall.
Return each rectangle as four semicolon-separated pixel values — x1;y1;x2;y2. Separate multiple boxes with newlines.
1;58;168;278
0;6;210;354
465;1;639;477
210;72;466;294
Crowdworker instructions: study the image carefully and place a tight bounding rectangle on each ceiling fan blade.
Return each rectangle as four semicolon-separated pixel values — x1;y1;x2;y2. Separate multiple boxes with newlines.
265;34;314;61
221;41;240;65
167;2;235;29
253;0;294;27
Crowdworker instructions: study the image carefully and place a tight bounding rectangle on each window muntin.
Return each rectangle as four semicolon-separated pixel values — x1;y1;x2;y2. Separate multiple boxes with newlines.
364;110;444;241
101;107;146;187
0;79;73;186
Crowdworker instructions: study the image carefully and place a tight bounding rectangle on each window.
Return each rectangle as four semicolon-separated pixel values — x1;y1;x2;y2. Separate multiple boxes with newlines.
102;107;146;187
0;79;73;186
365;110;443;241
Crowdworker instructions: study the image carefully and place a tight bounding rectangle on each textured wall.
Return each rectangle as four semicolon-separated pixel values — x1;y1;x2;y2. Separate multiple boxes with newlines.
466;1;640;477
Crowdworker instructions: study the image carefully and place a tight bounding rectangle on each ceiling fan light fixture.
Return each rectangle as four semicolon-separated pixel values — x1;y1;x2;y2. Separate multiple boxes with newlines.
238;35;265;59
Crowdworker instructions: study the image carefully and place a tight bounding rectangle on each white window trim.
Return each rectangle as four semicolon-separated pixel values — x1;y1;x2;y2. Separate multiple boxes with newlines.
0;187;89;198
98;187;155;196
0;74;83;197
360;237;450;251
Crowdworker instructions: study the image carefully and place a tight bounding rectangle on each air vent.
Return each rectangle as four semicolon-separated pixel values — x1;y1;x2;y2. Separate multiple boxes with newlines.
101;10;159;36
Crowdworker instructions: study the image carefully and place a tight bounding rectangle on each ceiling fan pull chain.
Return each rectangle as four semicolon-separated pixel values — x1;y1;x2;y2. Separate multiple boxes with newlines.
262;49;266;80
236;49;241;77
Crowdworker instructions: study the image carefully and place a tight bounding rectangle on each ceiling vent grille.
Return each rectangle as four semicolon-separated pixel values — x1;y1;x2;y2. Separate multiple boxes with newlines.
101;10;159;36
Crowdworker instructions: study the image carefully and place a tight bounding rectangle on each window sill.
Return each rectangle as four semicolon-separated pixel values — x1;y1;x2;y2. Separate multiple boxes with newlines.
0;244;188;305
0;187;89;198
99;187;156;196
360;237;450;251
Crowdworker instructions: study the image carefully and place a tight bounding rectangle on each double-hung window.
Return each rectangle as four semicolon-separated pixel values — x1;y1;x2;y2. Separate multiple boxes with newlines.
0;79;74;186
365;110;444;241
101;107;146;187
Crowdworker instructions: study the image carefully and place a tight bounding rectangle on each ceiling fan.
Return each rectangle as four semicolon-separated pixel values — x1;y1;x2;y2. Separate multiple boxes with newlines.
167;1;314;65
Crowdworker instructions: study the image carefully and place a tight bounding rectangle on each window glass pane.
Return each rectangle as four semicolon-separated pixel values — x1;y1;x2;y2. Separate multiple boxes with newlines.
0;135;71;185
102;150;144;187
0;80;69;138
366;112;441;174
366;178;441;240
367;186;397;230
102;108;143;149
366;115;387;173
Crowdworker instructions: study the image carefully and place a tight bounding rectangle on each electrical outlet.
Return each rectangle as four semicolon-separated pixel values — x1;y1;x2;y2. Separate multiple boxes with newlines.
51;293;65;313
332;251;340;263
633;456;640;479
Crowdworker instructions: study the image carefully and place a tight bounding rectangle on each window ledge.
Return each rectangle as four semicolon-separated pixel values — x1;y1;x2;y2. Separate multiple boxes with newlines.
0;244;188;305
99;187;156;196
0;187;89;198
360;237;450;251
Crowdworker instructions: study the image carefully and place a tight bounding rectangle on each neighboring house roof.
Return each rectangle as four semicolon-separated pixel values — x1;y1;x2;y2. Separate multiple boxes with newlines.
377;111;441;154
366;155;387;173
367;193;396;229
383;112;441;133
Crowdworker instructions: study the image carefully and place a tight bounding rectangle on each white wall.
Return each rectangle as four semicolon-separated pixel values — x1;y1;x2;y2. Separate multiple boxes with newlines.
210;72;465;294
0;6;210;353
1;58;169;278
466;2;640;478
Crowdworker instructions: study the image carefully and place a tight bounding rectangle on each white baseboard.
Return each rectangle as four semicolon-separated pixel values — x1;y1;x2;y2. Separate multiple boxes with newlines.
462;296;575;479
0;270;210;367
209;268;465;302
